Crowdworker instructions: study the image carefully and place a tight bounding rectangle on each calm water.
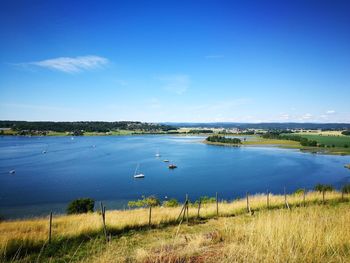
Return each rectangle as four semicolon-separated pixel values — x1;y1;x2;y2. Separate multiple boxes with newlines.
0;135;349;219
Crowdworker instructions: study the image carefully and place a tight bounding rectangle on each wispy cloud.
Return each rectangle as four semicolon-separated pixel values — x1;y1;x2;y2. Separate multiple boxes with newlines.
279;113;290;120
20;55;109;73
326;110;336;114
205;55;224;59
299;113;313;120
157;74;190;95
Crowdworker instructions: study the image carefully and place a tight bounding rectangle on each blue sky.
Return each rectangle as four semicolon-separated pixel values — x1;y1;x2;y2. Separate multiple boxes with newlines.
0;0;349;123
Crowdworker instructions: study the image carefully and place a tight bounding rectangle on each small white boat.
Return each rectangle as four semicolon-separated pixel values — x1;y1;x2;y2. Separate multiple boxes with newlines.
155;149;161;157
163;159;169;162
42;150;47;154
9;170;15;174
133;164;145;179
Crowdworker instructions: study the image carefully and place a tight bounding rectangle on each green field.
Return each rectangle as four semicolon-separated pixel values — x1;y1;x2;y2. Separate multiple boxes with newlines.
296;134;350;147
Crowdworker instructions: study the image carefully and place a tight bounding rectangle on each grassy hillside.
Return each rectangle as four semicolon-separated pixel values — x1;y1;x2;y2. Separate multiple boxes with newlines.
240;136;350;155
297;134;350;147
1;191;349;262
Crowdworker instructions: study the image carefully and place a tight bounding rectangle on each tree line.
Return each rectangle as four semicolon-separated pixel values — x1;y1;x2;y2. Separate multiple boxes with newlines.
262;131;350;148
262;132;319;147
206;135;241;144
0;121;174;133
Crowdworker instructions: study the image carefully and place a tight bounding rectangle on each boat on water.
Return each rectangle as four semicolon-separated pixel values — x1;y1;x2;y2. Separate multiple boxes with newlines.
168;164;177;169
42;150;47;154
155;149;161;157
163;159;169;162
133;164;145;178
9;170;15;174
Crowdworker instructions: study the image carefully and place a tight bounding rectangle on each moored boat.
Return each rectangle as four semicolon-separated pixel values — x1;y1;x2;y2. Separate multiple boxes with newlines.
168;164;177;169
134;164;145;178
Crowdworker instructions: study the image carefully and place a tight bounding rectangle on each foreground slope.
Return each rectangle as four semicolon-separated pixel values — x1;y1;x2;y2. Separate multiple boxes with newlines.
1;192;349;262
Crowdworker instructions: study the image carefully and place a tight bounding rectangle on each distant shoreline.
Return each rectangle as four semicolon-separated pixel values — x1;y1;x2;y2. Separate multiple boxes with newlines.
203;138;350;156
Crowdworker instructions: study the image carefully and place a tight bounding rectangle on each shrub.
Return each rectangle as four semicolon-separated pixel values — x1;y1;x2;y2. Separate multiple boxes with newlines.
198;196;216;204
314;184;334;192
66;198;95;214
341;130;350;136
294;188;305;195
342;184;350;194
163;198;179;207
128;195;160;208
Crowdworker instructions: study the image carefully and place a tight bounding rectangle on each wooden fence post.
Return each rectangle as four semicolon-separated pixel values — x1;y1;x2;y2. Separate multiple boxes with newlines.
266;190;269;209
341;189;344;201
303;188;306;207
100;202;108;242
197;199;201;218
186;194;189;224
177;201;187;221
246;192;250;213
284;187;290;210
148;206;152;226
48;212;52;244
322;189;325;204
216;192;219;217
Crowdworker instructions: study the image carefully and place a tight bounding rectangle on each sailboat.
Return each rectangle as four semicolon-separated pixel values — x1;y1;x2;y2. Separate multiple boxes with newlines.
155;150;161;157
133;164;145;178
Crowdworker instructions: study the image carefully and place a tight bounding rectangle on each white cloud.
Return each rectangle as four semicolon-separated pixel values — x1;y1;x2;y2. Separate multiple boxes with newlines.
24;55;109;73
299;113;313;120
326;110;336;114
157;74;190;95
279;113;290;120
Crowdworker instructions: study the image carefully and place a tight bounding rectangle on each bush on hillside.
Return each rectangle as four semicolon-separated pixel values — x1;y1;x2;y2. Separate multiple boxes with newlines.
67;198;95;214
314;184;334;192
128;195;160;208
294;188;305;195
194;196;217;205
341;184;350;194
163;198;179;207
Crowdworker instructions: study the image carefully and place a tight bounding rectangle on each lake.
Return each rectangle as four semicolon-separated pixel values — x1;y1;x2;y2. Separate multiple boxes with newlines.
0;135;349;219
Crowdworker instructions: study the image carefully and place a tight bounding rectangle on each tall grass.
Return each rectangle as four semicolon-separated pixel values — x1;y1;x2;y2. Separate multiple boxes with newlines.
0;191;348;259
133;205;350;263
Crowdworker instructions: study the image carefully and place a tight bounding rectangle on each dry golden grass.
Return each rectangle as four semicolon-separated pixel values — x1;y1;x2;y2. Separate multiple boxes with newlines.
87;203;350;263
0;191;347;259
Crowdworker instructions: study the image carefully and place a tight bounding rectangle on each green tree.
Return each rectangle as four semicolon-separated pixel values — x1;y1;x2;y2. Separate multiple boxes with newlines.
341;184;350;194
314;184;334;192
66;198;95;214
